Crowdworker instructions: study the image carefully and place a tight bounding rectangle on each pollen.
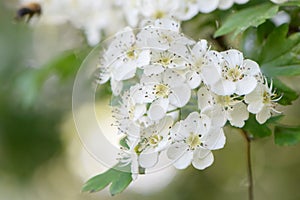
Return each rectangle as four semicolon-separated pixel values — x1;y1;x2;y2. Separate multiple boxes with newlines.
155;84;170;98
149;134;163;146
186;133;201;149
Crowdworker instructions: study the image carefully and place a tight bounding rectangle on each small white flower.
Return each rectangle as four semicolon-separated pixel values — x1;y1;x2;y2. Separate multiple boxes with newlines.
198;86;249;128
136;18;194;56
186;40;223;89
245;79;281;124
139;69;192;120
112;86;147;138
202;49;261;96
98;27;151;95
270;0;289;4
142;50;190;76
139;0;180;20
167;112;225;170
138;117;174;168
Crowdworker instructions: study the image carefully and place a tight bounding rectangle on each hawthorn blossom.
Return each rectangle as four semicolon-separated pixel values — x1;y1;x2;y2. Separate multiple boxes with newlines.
112;86;147;137
138;117;174;168
202;49;261;96
98;27;150;95
198;86;249;128
218;0;250;10
167;112;225;170
139;69;191;120
186;40;223;89
245;79;281;124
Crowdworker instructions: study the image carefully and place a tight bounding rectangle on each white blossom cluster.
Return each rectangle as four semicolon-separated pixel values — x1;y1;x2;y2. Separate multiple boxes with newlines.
18;0;288;46
97;19;280;179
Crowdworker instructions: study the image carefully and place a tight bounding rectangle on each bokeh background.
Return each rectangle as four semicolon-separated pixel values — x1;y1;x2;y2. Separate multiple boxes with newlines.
1;1;300;200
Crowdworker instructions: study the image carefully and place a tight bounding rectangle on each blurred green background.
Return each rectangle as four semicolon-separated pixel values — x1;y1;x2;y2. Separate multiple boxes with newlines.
1;1;300;200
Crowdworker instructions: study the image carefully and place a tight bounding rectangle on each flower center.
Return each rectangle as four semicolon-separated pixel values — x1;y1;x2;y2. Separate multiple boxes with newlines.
154;10;165;19
215;95;232;107
148;134;163;147
155;84;170;98
263;91;271;104
126;47;137;60
186;133;201;149
224;65;244;82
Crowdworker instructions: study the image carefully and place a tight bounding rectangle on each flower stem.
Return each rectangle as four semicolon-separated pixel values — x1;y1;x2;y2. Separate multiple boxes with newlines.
242;130;254;200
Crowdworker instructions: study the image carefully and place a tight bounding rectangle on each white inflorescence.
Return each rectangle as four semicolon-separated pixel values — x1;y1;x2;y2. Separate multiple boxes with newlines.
97;18;280;179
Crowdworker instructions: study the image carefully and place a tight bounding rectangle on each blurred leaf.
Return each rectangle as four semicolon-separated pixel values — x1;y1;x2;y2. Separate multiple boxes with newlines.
82;165;132;195
280;1;300;7
274;126;300;146
119;136;129;149
272;78;298;105
214;3;279;38
243;114;272;138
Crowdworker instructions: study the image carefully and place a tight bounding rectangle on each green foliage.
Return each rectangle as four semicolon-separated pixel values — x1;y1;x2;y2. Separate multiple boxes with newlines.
214;3;279;38
243;114;272;138
82;165;132;196
275;126;300;146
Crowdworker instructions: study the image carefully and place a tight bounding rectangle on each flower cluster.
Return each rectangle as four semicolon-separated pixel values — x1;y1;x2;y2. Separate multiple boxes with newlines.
18;0;287;46
97;19;280;179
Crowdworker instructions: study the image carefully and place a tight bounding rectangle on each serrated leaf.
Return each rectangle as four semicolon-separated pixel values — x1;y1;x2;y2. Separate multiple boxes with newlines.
272;78;298;105
82;168;116;193
243;114;272;138
110;171;132;196
214;3;279;38
82;164;132;195
274;126;300;146
259;25;300;77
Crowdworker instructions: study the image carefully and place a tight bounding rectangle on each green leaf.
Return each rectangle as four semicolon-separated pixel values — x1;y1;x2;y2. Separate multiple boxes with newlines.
82;165;132;195
109;170;133;196
272;78;299;105
260;25;300;77
119;136;129;149
243;114;272;138
280;1;300;7
274;126;300;146
214;3;279;38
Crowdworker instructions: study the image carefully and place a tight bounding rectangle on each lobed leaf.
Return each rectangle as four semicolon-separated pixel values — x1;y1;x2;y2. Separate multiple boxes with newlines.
214;3;279;38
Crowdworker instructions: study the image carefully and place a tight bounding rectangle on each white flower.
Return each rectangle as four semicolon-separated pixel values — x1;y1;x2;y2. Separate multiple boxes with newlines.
142;50;190;76
198;0;219;13
136;18;194;56
202;49;261;96
138;117;174;168
98;27;151;95
139;69;192;120
198;86;249;128
167;112;225;170
186;40;223;89
118;137;140;180
245;79;281;124
139;0;180;20
112;86;147;138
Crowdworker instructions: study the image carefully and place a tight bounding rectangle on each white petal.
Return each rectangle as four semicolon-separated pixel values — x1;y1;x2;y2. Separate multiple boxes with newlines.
137;50;151;67
202;106;227;127
173;151;193;169
133;104;147;120
197;86;214;110
143;64;165;76
167;143;187;160
202;64;221;85
139;151;159;168
148;98;169;121
247;100;264;114
211;79;236;96
187;71;202;89
203;128;226;150
243;59;260;76
169;84;191;107
198;0;219;13
192;149;214;170
256;106;271;124
228;102;249;128
221;49;244;68
163;70;185;87
236;76;257;95
112;60;137;81
110;79;123;96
